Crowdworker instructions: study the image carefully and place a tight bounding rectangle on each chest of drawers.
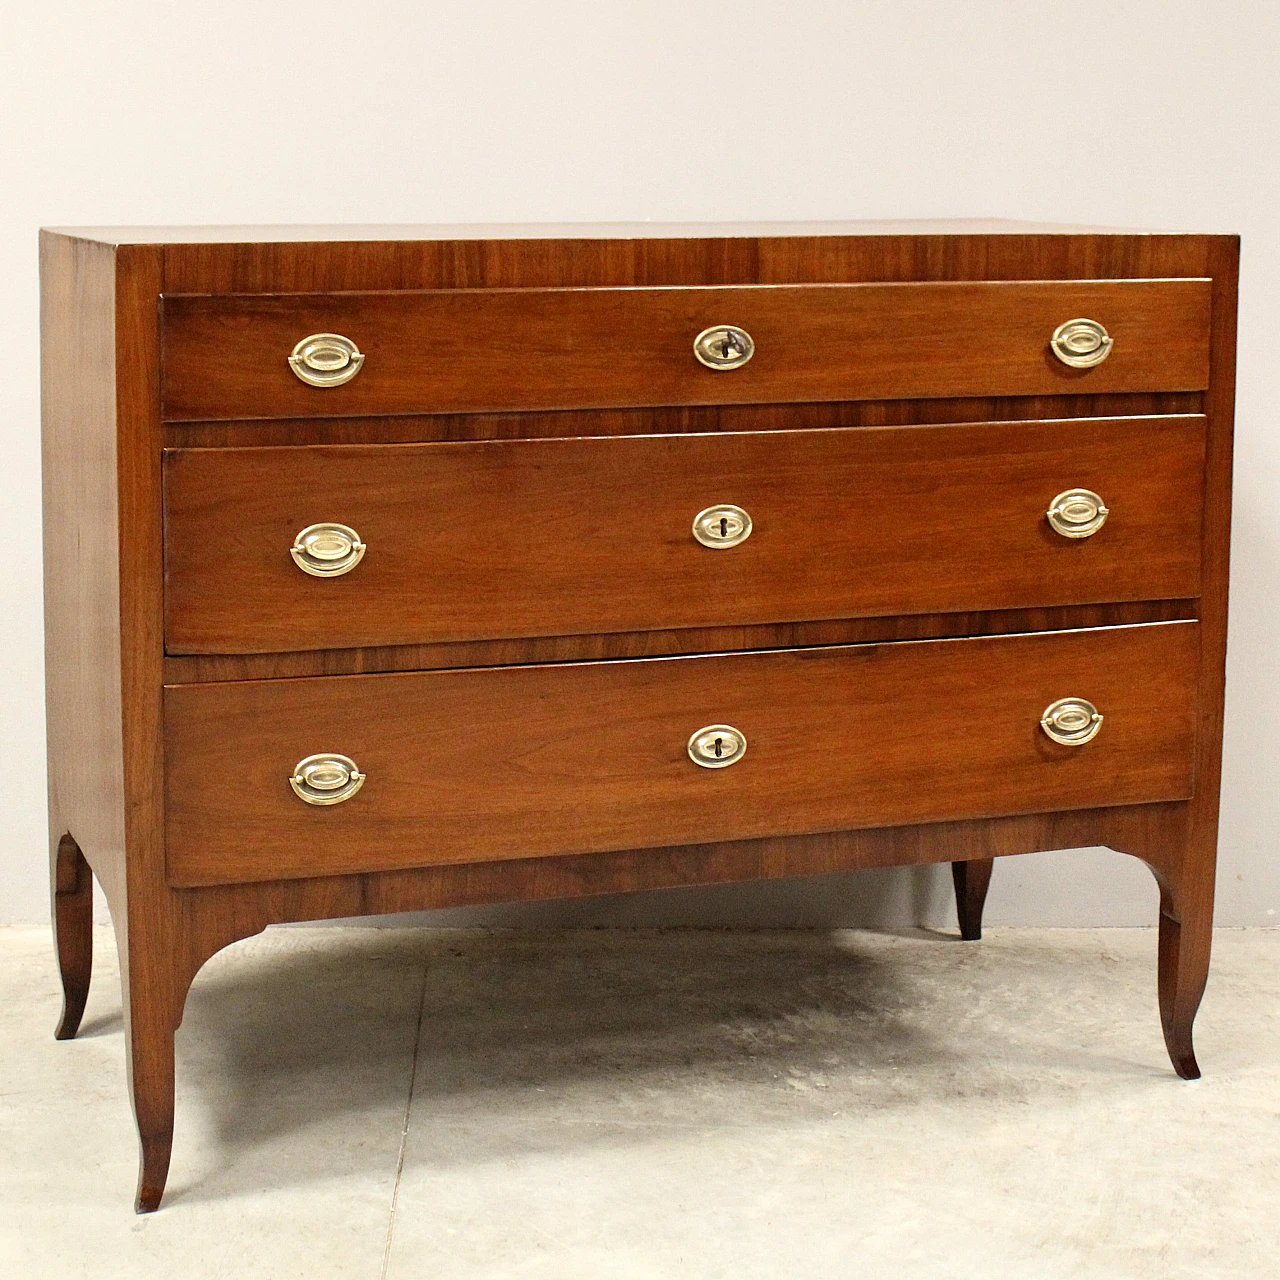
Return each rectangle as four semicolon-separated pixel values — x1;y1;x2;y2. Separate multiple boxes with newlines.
40;221;1238;1212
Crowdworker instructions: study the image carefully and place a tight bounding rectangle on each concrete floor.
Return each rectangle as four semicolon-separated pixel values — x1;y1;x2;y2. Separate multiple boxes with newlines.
0;925;1276;1278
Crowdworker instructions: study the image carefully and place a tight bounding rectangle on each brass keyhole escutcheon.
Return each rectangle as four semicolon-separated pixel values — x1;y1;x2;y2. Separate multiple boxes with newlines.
693;325;755;370
687;724;748;769
692;504;753;549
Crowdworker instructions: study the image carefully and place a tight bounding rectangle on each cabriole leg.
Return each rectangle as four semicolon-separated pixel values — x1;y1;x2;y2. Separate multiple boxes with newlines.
52;834;94;1040
124;968;180;1213
1157;880;1213;1081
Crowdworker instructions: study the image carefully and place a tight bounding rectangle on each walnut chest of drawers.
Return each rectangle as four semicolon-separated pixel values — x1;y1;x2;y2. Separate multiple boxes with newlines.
40;221;1238;1211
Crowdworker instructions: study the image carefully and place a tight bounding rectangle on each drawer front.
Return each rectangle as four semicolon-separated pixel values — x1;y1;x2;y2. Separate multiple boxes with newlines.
160;279;1211;421
164;416;1205;654
165;621;1199;886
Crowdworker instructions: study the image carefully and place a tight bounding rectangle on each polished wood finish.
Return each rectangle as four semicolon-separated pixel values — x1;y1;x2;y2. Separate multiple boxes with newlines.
42;231;177;1214
40;233;129;915
952;858;995;941
164;389;1204;449
163;416;1204;654
52;835;94;1039
161;599;1196;684
1153;233;1239;1081
161;279;1210;421
102;222;1228;295
165;622;1198;886
42;222;1238;1210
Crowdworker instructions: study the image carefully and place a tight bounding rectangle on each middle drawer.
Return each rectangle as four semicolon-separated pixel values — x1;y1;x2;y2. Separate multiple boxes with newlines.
164;415;1204;654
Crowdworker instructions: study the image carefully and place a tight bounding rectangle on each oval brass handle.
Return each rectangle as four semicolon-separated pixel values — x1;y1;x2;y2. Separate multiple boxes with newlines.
291;522;367;577
1040;698;1103;746
1050;318;1113;368
1047;488;1109;539
288;333;365;386
693;325;755;370
688;724;747;769
290;753;366;805
692;504;753;549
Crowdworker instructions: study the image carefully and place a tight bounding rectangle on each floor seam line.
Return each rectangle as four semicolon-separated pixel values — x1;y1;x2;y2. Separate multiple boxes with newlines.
381;954;431;1280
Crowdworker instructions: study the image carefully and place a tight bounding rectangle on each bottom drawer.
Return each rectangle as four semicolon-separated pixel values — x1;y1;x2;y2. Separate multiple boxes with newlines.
164;622;1199;887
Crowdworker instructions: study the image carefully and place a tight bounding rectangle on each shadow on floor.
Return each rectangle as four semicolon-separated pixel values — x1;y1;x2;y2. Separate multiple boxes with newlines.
171;925;1160;1198
74;1011;124;1038
183;929;928;1132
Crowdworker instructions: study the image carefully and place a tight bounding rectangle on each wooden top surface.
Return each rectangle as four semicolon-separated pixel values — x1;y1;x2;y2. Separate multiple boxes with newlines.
40;218;1226;247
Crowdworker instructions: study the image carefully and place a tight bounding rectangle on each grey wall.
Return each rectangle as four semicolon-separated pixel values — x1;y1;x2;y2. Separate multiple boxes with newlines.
3;1;1277;928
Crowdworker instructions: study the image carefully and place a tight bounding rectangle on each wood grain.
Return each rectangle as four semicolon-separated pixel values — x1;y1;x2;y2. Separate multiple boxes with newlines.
52;835;93;1040
1151;233;1241;1079
163;416;1205;654
113;244;185;1214
160;279;1211;421
164;622;1200;887
42;232;181;1212
40;223;1239;1211
163;390;1204;449
171;802;1196;946
149;230;1222;297
160;599;1197;684
40;231;129;913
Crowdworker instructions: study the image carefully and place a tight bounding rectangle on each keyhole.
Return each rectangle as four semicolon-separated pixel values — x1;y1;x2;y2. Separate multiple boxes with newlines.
714;737;724;757
719;517;729;538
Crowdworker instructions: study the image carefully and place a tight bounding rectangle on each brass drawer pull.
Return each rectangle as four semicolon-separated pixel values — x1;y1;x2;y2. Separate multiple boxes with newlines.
291;522;366;577
1050;318;1112;368
1047;488;1109;539
693;325;754;370
692;503;753;549
1040;698;1103;746
290;753;366;805
687;724;747;768
288;333;365;387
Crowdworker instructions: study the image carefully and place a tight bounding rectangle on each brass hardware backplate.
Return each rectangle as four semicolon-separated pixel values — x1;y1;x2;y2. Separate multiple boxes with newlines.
289;753;366;805
1050;318;1113;369
291;522;367;577
1047;489;1109;539
692;504;753;549
288;333;366;387
1040;698;1103;746
693;325;755;370
687;724;748;768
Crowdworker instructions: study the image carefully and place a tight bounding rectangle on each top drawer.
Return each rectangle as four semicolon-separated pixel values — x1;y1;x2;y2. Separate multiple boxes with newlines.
160;279;1212;421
